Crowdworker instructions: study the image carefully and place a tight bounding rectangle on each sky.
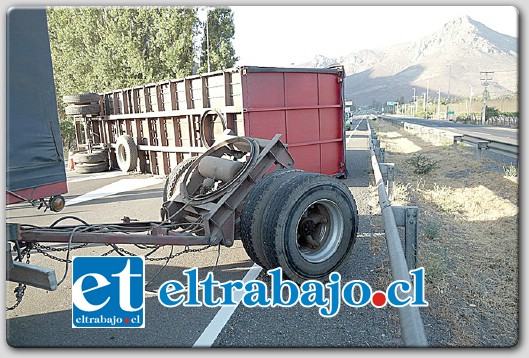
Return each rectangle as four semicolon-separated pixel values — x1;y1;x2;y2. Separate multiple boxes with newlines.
230;5;519;67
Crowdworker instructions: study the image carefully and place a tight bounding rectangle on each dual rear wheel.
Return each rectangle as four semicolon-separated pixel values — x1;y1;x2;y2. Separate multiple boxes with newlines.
240;170;359;283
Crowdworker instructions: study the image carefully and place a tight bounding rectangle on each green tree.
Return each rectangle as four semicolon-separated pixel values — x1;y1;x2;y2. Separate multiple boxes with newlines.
47;6;199;119
485;106;500;120
59;119;76;152
198;7;238;73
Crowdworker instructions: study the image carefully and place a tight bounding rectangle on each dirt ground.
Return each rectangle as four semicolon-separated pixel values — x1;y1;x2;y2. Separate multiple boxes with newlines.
368;119;518;347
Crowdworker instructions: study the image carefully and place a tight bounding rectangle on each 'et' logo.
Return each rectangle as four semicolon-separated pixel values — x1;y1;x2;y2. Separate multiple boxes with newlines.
72;256;144;328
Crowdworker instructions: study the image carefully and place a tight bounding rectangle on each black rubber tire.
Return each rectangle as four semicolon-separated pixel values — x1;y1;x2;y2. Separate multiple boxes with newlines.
65;104;101;116
73;150;108;164
261;172;359;283
162;157;198;202
74;161;109;174
63;93;100;104
240;169;305;269
115;135;138;172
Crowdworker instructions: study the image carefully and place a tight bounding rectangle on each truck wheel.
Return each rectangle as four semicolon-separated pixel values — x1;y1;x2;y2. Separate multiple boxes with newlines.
49;195;65;212
115;135;138;172
240;169;304;269
74;161;109;174
65;104;101;116
163;157;197;202
63;93;100;104
261;172;359;283
73;150;108;164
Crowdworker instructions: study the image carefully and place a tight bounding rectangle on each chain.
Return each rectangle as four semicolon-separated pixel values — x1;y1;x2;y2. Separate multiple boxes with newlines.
32;242;88;263
101;244;213;261
6;244;32;311
6;230;218;311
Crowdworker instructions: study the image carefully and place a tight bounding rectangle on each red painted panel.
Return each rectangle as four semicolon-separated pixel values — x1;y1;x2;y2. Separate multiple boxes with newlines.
245;72;285;109
319;107;342;141
6;181;68;205
320;142;343;175
318;73;341;106
286;109;319;144
285;72;319;107
242;68;345;176
247;111;287;141
288;144;321;173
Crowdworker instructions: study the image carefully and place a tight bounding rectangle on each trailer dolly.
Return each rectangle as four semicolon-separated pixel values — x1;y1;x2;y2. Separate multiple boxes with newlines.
7;134;359;301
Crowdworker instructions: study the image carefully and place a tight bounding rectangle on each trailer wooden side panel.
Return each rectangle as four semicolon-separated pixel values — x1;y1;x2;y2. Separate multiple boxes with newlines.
84;66;346;177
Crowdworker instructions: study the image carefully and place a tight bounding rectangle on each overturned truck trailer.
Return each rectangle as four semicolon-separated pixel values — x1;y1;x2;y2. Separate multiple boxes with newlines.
70;65;348;178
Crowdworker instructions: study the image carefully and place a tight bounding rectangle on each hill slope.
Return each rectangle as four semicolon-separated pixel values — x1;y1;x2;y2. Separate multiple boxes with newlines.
301;16;518;106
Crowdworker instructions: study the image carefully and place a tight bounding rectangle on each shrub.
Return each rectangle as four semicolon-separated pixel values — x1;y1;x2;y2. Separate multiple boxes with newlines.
405;154;439;174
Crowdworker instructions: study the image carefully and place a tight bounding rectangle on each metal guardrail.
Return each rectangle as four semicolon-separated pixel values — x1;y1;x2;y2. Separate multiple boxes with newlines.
453;134;518;161
367;122;428;347
380;116;518;164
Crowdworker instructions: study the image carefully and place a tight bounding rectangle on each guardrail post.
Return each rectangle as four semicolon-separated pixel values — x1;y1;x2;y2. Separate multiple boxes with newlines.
373;139;381;158
477;141;489;160
379;163;395;199
453;135;462;147
380;147;385;163
392;206;419;270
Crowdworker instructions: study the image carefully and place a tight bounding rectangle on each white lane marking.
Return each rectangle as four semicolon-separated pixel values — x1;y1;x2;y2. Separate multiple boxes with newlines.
346;119;364;144
67;170;128;184
65;177;164;206
192;263;263;348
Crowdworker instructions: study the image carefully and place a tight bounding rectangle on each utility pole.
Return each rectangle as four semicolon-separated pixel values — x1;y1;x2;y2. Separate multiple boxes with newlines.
200;6;212;72
446;65;451;120
206;8;211;72
422;92;426;114
468;85;474;118
425;80;429;119
437;89;441;120
480;71;494;124
412;88;416;116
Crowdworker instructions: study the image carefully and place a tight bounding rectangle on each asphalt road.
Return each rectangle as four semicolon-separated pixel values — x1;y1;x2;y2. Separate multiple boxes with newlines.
386;116;518;145
5;120;404;348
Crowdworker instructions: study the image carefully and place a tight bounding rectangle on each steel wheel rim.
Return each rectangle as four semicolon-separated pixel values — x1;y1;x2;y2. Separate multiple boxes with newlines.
296;199;344;263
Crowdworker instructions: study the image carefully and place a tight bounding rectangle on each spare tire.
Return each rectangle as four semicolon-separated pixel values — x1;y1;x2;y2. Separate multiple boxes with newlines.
115;135;138;172
65;104;101;116
74;161;109;174
73;150;108;164
63;93;100;104
163;157;198;202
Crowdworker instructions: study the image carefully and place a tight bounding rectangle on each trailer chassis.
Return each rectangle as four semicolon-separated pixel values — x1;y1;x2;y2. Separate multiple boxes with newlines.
7;134;293;294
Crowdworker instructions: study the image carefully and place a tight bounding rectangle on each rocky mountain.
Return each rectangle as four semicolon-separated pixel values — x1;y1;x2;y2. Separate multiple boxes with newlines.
300;16;518;106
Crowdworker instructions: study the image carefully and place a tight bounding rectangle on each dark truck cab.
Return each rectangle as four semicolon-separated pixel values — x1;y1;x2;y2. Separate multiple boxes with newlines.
6;8;67;212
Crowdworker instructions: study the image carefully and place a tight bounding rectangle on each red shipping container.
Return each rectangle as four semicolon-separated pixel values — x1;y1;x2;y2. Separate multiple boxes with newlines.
241;67;346;177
